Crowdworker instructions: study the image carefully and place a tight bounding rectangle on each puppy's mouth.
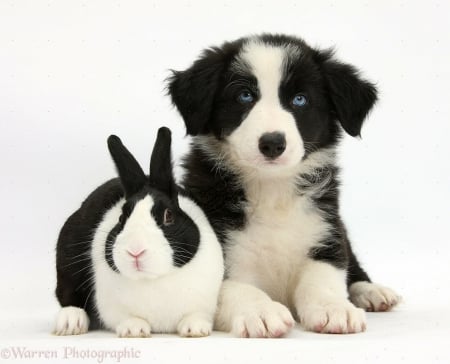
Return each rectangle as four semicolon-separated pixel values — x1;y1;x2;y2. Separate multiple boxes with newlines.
263;156;288;165
256;152;293;167
246;150;303;175
234;153;290;169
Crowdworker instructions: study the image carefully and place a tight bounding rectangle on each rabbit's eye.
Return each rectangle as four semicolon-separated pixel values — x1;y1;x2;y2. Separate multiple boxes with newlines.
163;208;174;226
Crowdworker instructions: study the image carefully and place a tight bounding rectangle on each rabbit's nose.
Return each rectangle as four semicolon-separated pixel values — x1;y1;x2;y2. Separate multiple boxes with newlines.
127;249;146;259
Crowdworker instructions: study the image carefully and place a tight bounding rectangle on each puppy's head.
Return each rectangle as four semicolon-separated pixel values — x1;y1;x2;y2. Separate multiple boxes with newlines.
168;34;377;176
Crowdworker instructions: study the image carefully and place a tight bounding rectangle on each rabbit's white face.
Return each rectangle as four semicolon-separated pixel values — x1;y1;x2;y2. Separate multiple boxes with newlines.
112;196;176;280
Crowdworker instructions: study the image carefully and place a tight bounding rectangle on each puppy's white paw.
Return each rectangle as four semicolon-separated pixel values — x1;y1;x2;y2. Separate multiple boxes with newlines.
349;281;402;312
116;317;151;338
298;300;366;334
54;306;89;336
177;314;212;337
232;301;295;338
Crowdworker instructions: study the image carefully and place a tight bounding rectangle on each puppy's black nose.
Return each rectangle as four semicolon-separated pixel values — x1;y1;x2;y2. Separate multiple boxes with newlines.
258;132;286;159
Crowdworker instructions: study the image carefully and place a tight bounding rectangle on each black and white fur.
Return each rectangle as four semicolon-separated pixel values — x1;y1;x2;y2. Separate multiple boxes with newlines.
168;34;401;337
54;127;223;337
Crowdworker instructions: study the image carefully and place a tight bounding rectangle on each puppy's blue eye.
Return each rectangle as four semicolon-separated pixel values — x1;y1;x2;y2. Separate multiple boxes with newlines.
292;94;307;107
238;91;254;104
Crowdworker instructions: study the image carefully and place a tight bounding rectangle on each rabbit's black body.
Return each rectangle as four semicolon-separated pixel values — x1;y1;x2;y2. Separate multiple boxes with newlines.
55;178;123;329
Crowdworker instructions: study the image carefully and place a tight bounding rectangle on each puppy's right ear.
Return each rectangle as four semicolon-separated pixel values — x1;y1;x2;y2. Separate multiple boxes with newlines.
107;135;146;198
167;48;225;135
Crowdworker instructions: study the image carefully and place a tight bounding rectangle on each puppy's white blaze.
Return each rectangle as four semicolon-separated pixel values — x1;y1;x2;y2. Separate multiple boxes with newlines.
241;41;285;102
91;195;224;334
114;196;174;280
227;41;304;176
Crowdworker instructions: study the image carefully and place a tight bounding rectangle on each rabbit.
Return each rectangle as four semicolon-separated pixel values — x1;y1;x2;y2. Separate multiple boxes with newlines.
54;127;224;337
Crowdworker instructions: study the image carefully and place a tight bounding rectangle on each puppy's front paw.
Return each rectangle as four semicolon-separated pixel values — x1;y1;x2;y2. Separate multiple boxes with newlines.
54;306;89;336
177;314;212;337
298;300;366;334
232;301;295;338
116;317;151;338
349;281;402;312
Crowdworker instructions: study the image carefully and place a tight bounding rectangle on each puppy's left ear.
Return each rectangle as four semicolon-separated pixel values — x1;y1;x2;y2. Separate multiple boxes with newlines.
318;50;378;137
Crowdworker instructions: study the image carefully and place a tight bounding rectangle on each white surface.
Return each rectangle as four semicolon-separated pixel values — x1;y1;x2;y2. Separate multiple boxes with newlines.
1;304;449;363
0;0;449;363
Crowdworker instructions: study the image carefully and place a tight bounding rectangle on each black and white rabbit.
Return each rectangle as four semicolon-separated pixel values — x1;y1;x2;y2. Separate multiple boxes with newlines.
54;127;224;337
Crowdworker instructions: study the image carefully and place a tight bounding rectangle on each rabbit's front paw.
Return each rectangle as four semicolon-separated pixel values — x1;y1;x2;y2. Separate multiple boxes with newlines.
54;306;89;336
116;317;151;338
177;313;212;337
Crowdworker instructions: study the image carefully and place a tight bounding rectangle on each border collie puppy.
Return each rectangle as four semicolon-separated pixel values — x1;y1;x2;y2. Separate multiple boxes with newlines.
168;34;401;337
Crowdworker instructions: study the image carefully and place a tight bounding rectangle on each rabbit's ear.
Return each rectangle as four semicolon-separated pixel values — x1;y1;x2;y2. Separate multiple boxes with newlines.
149;127;178;205
107;135;146;197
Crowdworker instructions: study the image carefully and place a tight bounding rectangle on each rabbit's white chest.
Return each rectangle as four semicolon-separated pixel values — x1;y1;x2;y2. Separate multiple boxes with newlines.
95;270;203;332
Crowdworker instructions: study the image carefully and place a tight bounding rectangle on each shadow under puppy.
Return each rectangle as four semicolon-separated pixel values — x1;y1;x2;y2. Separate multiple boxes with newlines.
54;127;224;337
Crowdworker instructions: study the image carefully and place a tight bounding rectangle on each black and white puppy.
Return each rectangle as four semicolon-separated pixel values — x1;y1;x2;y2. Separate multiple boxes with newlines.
168;34;401;337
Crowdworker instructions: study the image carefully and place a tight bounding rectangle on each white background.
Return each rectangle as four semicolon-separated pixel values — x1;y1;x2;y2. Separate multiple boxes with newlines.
0;1;449;363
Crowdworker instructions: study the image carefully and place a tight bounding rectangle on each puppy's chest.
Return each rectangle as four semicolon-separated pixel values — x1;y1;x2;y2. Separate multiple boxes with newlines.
225;194;328;296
